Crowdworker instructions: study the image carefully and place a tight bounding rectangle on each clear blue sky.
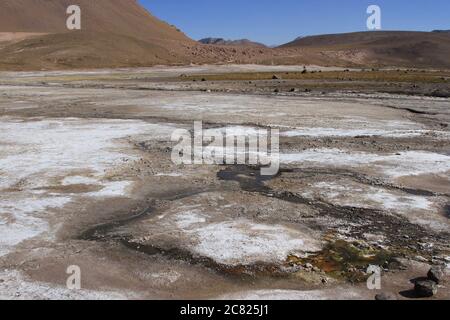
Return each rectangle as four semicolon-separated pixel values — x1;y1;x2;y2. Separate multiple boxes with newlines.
140;0;450;45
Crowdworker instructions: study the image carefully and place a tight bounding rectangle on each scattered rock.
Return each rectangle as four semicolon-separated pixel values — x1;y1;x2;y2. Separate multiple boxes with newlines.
414;256;428;263
388;257;408;271
272;75;281;80
418;242;434;250
427;267;444;284
375;292;397;300
414;280;438;297
427;89;450;98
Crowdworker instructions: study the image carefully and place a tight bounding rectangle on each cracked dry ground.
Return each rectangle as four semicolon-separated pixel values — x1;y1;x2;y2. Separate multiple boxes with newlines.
0;67;449;300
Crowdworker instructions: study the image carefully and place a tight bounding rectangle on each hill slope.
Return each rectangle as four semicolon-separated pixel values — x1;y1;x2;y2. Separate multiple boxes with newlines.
0;0;190;41
279;31;450;69
0;0;194;70
0;2;449;70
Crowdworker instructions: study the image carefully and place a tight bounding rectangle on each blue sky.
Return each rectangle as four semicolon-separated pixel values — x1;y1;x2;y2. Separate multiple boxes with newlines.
140;0;450;45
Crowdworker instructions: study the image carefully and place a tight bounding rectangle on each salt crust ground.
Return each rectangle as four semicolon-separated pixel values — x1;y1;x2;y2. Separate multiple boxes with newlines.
0;116;178;257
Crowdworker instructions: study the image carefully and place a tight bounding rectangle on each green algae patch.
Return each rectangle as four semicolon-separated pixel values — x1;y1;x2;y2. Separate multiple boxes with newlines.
287;240;394;282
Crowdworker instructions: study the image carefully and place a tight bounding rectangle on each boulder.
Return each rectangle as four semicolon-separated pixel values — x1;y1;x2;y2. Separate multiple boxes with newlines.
427;267;444;284
414;280;438;297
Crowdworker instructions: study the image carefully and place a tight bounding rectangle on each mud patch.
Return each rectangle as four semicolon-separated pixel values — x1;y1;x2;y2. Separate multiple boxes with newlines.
218;166;449;258
217;165;275;192
80;190;323;276
122;240;282;278
293;179;449;232
78;206;153;241
281;149;450;180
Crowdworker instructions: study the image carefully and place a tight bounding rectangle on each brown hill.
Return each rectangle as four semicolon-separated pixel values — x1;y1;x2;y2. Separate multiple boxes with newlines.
0;0;195;70
0;0;190;41
0;2;449;70
279;31;450;69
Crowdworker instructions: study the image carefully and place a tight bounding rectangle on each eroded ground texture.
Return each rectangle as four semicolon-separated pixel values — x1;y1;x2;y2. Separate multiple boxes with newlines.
0;65;449;300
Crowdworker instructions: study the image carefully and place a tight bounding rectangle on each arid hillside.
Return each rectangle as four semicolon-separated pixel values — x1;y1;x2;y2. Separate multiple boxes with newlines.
0;2;449;70
0;0;196;69
0;0;190;41
280;31;450;69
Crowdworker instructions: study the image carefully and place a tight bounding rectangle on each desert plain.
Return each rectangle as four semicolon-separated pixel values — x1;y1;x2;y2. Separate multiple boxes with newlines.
0;65;448;299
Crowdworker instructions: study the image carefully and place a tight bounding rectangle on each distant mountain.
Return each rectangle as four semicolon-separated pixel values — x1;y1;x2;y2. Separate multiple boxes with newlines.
1;2;448;71
432;30;450;33
199;37;267;48
279;31;450;69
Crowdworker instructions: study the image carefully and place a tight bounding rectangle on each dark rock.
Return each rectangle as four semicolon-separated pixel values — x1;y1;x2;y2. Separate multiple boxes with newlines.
427;267;444;284
414;280;438;297
427;89;450;98
375;292;397;300
388;257;408;270
272;75;280;80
